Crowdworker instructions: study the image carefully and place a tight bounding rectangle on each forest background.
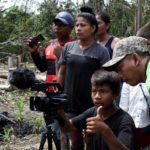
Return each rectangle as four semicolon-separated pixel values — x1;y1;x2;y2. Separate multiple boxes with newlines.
0;0;150;62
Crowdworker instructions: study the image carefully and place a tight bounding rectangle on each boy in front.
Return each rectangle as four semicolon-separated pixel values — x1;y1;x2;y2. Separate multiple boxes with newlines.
56;70;135;150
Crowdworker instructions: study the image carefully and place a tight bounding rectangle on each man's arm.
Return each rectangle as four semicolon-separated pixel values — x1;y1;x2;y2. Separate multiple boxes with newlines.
31;53;47;72
100;128;129;150
56;109;77;133
57;64;66;87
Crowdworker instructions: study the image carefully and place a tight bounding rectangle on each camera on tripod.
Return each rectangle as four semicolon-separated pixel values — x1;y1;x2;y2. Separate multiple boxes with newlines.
29;82;67;113
9;68;67;150
9;67;67;113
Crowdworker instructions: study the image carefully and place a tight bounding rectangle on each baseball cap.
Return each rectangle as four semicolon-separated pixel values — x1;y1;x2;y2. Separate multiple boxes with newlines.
53;11;74;27
103;36;149;69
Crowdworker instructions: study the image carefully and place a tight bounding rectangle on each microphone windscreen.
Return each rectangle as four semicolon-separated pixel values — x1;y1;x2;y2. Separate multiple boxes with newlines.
9;67;36;89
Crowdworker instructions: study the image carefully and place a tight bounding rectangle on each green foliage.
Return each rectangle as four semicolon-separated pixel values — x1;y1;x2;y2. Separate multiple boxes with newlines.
16;98;25;122
106;0;136;36
35;116;44;127
0;0;150;60
3;128;13;143
0;6;33;60
142;0;150;26
0;0;76;61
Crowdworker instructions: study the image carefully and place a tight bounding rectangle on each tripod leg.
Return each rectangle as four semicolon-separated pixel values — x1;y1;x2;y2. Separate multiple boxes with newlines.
47;125;61;150
51;131;60;150
50;121;61;150
47;130;53;150
39;132;47;150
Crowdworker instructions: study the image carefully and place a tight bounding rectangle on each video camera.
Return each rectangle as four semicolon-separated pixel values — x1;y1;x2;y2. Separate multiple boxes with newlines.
9;67;67;113
29;82;67;113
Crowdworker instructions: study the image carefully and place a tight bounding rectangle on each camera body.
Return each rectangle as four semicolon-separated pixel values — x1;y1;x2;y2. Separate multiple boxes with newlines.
9;67;67;119
29;34;44;48
29;82;67;113
30;92;67;112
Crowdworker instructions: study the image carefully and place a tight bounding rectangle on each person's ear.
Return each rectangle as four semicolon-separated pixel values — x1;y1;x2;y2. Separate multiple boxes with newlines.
132;53;141;66
91;25;96;33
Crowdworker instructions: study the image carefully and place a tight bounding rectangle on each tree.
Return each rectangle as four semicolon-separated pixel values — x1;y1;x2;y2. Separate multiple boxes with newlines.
0;0;149;61
86;0;104;12
0;0;77;61
105;0;136;37
142;0;150;26
0;6;32;59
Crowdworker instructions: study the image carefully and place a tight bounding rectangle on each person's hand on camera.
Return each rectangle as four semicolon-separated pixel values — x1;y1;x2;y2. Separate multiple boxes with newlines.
26;37;40;54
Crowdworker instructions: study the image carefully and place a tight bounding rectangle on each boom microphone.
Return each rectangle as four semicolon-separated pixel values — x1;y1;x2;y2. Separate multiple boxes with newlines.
9;67;38;89
9;67;63;93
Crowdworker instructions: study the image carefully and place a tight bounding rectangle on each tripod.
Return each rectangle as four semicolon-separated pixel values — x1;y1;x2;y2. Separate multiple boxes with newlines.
38;113;61;150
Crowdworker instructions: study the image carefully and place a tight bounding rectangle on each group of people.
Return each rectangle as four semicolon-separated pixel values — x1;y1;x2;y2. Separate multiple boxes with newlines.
26;6;150;150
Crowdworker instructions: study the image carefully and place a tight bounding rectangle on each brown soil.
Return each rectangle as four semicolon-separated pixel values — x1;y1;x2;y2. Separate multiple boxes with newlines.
0;70;56;150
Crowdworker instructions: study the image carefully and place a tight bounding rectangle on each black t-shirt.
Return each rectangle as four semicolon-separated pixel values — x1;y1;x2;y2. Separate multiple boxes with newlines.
58;40;110;114
72;107;136;150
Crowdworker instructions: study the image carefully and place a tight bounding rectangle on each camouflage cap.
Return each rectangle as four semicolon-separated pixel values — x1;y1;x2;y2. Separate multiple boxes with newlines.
103;36;148;68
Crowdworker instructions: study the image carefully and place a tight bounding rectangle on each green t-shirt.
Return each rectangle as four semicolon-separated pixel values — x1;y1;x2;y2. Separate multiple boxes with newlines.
146;61;150;94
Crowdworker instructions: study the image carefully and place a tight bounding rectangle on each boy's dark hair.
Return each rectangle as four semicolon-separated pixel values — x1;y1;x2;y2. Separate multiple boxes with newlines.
91;69;121;95
77;6;98;33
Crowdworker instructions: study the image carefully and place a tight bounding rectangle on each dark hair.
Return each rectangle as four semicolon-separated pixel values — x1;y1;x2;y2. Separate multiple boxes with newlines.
137;51;150;57
76;6;98;33
96;11;111;32
91;69;121;95
126;51;150;59
136;22;150;39
80;6;95;16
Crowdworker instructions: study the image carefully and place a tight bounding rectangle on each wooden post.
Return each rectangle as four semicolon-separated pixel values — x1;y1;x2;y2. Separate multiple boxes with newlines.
137;0;142;30
17;55;22;67
8;56;13;68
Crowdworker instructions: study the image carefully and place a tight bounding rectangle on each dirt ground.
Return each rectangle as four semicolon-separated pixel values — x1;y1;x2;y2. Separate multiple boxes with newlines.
0;69;56;150
0;134;42;150
0;89;53;150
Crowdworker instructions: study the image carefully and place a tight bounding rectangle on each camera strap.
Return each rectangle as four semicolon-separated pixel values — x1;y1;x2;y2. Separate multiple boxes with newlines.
139;84;150;116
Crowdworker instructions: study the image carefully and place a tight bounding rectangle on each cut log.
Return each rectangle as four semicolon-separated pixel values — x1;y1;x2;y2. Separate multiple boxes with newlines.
0;75;7;79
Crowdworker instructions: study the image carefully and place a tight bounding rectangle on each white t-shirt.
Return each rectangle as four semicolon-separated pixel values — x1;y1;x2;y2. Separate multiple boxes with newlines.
120;83;150;128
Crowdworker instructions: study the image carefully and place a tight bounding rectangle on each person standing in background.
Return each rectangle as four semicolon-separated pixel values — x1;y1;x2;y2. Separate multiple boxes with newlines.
27;11;75;85
96;11;121;106
57;6;110;150
26;11;75;150
96;11;120;58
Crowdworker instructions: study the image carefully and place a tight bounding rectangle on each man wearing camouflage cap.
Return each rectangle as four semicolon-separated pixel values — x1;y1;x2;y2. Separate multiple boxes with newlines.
103;36;150;94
